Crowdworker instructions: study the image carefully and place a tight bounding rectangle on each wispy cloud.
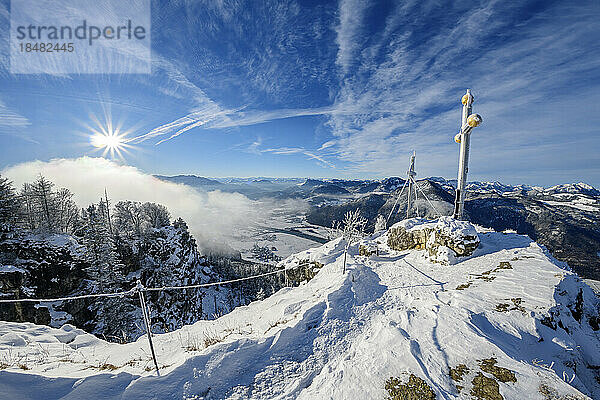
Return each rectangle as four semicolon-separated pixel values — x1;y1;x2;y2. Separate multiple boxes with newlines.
0;100;30;128
209;106;335;129
335;0;369;74
262;146;335;169
130;105;336;144
324;0;600;183
1;0;598;185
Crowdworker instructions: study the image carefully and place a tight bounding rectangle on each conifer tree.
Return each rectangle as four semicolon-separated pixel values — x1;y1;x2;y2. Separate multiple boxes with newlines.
81;203;130;337
31;175;55;232
0;175;19;229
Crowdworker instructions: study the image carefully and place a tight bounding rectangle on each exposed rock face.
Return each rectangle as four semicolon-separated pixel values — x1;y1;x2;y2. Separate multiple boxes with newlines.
387;217;480;264
0;230;90;327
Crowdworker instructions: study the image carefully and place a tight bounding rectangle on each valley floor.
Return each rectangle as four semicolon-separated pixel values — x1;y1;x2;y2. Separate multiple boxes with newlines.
1;228;599;399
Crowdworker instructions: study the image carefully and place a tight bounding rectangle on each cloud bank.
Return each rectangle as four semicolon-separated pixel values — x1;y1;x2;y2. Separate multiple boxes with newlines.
1;157;258;254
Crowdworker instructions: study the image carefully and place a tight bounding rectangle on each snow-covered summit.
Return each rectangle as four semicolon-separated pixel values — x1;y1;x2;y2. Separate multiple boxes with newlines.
1;224;599;399
390;216;478;239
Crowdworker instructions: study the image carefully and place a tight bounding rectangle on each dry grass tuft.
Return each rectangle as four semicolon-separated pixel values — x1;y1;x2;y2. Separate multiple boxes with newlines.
385;374;436;400
449;364;469;383
479;358;516;383
471;372;502;400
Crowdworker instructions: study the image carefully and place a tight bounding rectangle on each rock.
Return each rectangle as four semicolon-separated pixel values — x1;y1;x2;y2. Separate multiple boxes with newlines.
387;217;480;264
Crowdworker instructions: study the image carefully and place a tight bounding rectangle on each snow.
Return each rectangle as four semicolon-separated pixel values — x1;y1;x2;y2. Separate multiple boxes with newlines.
0;227;599;399
40;303;72;328
0;332;27;347
583;279;600;295
23;233;85;255
545;182;598;195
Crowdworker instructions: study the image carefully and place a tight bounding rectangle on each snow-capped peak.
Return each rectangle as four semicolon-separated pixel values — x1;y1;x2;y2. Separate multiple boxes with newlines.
544;182;600;196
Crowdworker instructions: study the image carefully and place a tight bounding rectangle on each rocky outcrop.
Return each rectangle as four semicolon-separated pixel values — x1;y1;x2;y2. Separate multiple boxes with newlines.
0;231;90;327
387;217;480;264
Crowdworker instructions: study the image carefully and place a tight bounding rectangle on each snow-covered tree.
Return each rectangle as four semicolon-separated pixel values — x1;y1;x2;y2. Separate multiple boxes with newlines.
137;216;209;333
114;200;148;239
82;204;124;291
17;176;78;234
20;182;37;230
54;188;79;234
250;243;281;263
31;175;54;232
113;201;171;238
339;209;367;273
328;220;341;240
341;209;367;244
374;214;387;232
142;202;171;229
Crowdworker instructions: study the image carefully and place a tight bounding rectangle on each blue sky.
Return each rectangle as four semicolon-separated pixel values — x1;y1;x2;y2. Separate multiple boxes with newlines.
0;0;599;186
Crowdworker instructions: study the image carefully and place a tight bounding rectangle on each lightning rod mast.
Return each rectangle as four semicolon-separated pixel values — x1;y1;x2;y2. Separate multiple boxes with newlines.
386;151;442;225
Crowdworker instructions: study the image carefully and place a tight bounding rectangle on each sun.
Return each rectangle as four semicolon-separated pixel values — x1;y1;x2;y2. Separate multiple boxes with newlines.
87;115;135;160
91;131;125;150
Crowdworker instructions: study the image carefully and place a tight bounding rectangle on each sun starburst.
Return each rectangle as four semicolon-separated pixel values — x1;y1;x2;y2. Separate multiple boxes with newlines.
87;114;135;160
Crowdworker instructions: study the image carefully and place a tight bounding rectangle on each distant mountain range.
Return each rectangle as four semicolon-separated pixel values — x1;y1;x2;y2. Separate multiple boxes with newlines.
155;174;600;280
154;175;223;186
156;174;600;198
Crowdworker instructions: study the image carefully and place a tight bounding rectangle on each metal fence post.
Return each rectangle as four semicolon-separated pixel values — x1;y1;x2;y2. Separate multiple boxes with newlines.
136;280;160;376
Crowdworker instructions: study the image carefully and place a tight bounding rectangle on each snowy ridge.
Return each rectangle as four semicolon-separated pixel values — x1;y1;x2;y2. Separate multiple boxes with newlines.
1;226;600;399
543;183;600;197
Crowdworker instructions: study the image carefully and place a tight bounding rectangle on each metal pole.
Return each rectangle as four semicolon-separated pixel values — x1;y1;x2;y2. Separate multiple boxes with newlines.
137;281;160;376
386;178;408;224
413;178;419;217
453;89;473;220
406;152;416;218
406;179;412;218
